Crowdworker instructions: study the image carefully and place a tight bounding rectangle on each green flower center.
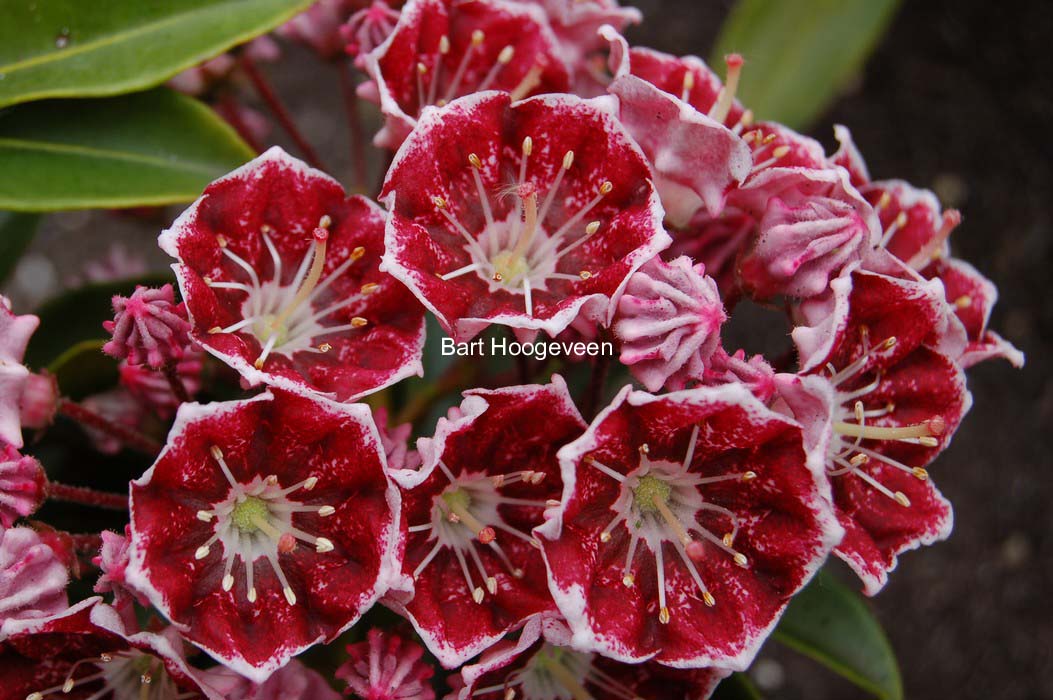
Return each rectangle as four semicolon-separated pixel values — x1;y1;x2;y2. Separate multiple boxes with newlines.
231;496;270;533
632;474;671;513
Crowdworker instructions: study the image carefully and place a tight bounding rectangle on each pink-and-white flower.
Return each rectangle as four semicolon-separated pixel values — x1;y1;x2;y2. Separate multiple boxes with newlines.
536;384;841;669
336;627;436;700
0;446;46;530
381;91;669;342
601;26;752;227
613;256;726;392
126;390;401;681
0;296;39;449
204;658;343;700
389;377;585;667
0;527;68;636
342;1;402;65
779;268;971;594
360;0;571;149
160;147;425;403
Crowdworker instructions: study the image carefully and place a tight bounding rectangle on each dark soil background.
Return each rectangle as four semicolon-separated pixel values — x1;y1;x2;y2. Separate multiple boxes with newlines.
6;1;1050;698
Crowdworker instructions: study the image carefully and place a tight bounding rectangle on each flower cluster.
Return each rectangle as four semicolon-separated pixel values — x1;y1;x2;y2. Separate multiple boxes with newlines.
1;0;1022;698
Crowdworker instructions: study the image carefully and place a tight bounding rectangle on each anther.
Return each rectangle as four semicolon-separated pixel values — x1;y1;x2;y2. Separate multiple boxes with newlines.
486;576;498;594
303;476;318;490
585;220;600;235
439;35;450;54
579;270;592;280
318;214;332;229
469;153;483;169
703;591;716;607
360;282;379;294
522;136;533;156
248;587;258;603
222;574;235;591
278;533;297;554
562;150;575;169
472;587;485;604
283;587;297;605
195;545;210;560
318;505;336;516
351;317;368;328
772;145;790;159
913;467;930;480
317;343;332;352
622;573;635;587
432;195;447;209
350;246;366;261
599;181;613;195
894;492;911;507
741;471;757;481
471;29;484;46
197;510;214;521
497;45;514;64
208;326;222;334
659;607;670;624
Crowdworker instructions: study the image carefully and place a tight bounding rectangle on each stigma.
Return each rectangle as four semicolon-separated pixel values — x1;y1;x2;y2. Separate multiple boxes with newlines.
433;136;613;317
408;463;551;604
585;426;757;625
192;446;337;606
205;216;370;370
822;328;947;507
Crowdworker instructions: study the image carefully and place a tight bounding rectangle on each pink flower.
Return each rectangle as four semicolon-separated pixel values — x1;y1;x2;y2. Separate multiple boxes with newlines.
0;446;47;529
204;658;342;700
731;164;879;299
78;389;144;455
601;27;752;226
360;0;571;150
536;384;841;669
337;627;435;700
102;284;192;369
0;527;68;635
93;526;150;609
0;295;39;449
389;377;585;666
779;268;971;594
381;91;669;342
453;615;729;700
1;598;223;699
701;347;776;403
160;147;425;403
126;390;401;681
613;256;726;392
342;1;402;65
374;406;423;474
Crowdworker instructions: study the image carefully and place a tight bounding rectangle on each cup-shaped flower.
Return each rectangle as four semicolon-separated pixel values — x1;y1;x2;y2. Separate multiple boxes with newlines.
536;384;841;669
126;390;401;681
780;268;971;594
159;147;425;403
381;91;669;342
390;376;586;667
361;0;571;150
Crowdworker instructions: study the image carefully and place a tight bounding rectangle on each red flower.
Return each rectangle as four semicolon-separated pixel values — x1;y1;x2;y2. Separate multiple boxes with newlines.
126;390;400;681
536;385;840;669
453;615;729;700
602;27;752;226
381;91;669;342
389;377;585;667
160;147;425;403
337;627;435;700
360;0;571;149
1;599;222;699
780;268;971;594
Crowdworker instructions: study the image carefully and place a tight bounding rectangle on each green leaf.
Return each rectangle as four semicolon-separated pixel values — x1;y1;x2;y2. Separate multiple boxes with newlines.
0;211;40;284
774;569;903;700
712;0;900;129
47;339;119;400
25;275;170;368
0;89;255;211
712;673;763;700
0;0;313;109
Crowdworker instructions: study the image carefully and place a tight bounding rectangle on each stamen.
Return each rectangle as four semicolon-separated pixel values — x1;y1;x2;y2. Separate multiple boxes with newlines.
709;53;743;124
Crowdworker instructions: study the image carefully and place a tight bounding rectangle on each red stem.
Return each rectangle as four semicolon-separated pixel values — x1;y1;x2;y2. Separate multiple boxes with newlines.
69;533;105;552
240;53;327;170
338;60;368;192
219;92;265;154
48;482;128;511
58;398;162;456
162;362;191;404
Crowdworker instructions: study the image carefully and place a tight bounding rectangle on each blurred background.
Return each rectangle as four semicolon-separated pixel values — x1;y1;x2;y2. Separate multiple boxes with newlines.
3;0;1050;697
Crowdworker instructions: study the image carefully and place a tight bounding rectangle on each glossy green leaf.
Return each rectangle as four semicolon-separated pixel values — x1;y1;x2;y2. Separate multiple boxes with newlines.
712;0;900;129
0;89;255;211
47;339;119;400
0;0;312;108
25;275;170;368
0;211;40;284
712;673;763;700
774;569;903;700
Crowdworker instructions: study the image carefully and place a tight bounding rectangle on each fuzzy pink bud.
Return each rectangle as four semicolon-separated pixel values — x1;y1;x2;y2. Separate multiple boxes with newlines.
102;284;192;369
